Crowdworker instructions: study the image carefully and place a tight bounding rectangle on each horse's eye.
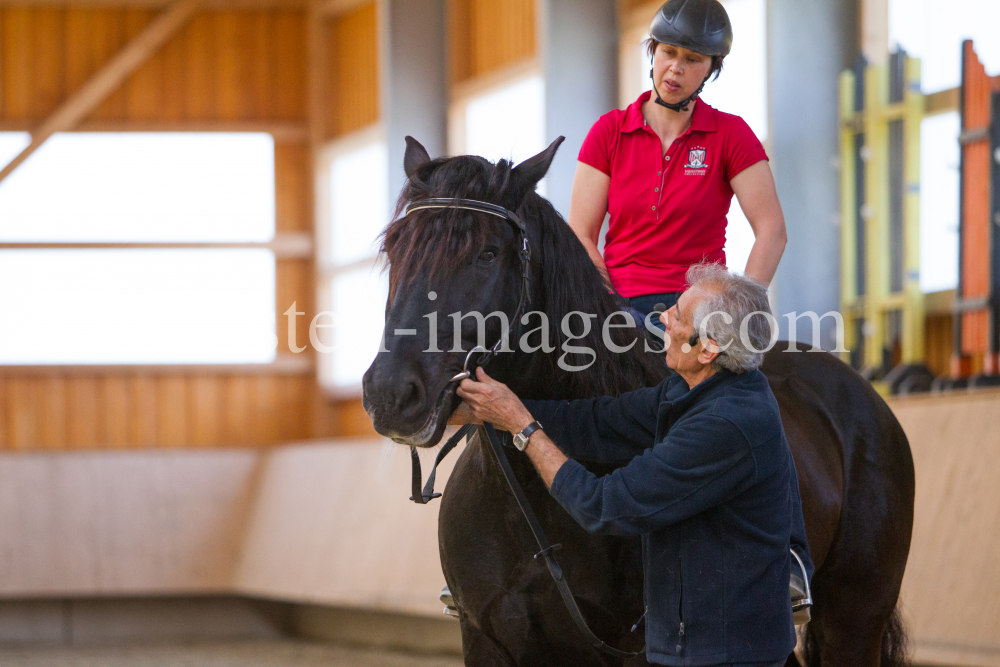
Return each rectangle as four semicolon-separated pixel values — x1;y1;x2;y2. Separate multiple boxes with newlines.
478;249;497;263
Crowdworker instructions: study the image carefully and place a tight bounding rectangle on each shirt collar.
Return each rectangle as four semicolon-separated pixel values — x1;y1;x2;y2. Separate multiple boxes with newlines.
622;91;718;135
664;367;736;406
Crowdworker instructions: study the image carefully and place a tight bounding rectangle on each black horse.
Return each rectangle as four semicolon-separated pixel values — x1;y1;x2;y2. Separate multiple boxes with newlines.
362;137;914;667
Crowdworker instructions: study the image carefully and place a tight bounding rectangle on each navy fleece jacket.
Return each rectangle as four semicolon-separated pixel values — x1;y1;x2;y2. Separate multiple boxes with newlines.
522;368;813;666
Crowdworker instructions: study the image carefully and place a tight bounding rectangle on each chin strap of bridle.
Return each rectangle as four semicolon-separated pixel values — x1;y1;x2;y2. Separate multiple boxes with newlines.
649;65;710;113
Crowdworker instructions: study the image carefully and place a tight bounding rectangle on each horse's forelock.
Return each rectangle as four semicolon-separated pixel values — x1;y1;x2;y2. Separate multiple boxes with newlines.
382;155;519;299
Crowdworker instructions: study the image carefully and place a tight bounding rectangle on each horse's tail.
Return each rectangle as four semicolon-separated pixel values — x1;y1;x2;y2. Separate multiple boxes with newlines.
801;605;909;666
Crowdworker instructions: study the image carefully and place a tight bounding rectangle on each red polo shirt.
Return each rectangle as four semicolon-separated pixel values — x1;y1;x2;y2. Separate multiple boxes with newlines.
578;91;768;297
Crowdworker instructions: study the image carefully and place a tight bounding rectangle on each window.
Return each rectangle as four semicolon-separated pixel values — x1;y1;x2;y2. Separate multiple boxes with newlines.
889;0;1000;292
317;128;390;392
918;112;960;292
0;132;278;365
637;0;768;274
452;73;547;195
464;75;546;190
889;0;1000;92
0;249;275;365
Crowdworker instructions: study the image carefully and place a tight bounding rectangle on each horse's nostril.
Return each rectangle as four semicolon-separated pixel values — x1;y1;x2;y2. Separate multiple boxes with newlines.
393;379;426;416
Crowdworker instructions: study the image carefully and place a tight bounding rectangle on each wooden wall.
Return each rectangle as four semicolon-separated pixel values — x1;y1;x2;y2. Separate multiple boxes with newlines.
924;314;953;378
0;4;387;449
448;0;535;84
0;7;306;123
889;389;1000;666
325;2;378;139
957;41;1000;374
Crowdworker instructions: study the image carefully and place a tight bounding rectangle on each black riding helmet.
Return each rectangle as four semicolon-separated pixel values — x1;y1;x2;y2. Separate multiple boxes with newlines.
648;0;733;112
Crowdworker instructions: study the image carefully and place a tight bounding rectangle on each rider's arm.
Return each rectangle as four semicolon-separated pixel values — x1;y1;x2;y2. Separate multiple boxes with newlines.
730;160;786;286
568;162;612;285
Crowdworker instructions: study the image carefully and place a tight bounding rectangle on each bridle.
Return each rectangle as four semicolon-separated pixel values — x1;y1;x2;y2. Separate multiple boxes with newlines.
401;197;642;659
404;197;532;374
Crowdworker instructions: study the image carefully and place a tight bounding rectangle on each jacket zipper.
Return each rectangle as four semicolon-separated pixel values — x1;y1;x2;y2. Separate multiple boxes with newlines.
676;556;685;654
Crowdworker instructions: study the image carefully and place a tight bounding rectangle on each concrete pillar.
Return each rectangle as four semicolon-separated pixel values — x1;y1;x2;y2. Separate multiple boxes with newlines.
381;0;448;211
540;0;618;217
769;0;858;347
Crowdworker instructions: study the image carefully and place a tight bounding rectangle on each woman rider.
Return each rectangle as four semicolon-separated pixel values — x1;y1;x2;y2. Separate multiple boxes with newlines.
569;0;786;325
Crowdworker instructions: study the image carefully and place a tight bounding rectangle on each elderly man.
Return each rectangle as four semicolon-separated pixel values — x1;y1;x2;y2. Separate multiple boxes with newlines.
454;264;812;667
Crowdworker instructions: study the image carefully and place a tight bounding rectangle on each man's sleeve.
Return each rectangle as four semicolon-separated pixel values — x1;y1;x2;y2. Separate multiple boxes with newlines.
548;413;757;536
521;384;663;464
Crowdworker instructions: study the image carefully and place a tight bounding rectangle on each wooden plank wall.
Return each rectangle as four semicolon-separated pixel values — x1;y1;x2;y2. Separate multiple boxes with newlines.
325;2;377;139
889;389;1000;666
0;8;306;123
958;41;1000;373
448;0;535;84
924;314;953;378
0;5;357;448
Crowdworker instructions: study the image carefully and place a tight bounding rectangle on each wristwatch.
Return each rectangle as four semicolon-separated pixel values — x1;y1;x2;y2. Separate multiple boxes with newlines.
512;421;543;451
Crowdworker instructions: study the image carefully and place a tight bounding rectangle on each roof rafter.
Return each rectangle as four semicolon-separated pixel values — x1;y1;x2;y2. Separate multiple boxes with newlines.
0;0;203;185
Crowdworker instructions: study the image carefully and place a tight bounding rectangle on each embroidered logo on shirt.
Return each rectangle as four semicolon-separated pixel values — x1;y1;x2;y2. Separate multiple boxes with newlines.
684;147;709;175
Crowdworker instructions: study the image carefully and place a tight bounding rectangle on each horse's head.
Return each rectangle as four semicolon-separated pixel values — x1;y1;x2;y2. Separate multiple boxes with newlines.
362;136;563;446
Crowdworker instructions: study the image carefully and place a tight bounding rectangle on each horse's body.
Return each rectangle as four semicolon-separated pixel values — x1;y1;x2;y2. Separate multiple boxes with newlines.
363;138;914;666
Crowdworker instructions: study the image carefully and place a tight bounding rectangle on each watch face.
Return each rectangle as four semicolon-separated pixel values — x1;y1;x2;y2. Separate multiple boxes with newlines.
513;434;527;451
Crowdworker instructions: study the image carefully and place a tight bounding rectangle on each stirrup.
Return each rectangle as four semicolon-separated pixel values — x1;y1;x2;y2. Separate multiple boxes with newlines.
790;549;812;626
440;585;459;619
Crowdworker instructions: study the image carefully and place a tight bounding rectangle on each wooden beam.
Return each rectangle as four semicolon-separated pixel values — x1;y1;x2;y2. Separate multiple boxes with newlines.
860;0;888;66
0;120;308;141
925;86;960;116
0;232;315;259
0;0;203;186
0;0;302;7
0;353;314;376
318;0;367;16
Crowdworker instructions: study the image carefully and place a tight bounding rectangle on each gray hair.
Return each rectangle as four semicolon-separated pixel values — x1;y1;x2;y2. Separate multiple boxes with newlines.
686;263;774;373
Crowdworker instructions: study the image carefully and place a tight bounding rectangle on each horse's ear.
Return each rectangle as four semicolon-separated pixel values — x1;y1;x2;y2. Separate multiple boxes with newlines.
509;136;565;203
403;136;431;178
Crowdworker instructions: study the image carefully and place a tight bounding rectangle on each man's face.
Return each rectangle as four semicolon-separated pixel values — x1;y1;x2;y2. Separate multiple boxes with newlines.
660;288;705;371
660;287;706;373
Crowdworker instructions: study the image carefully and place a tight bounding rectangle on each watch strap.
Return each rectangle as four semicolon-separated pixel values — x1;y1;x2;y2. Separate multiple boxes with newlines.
518;421;542;440
513;421;543;450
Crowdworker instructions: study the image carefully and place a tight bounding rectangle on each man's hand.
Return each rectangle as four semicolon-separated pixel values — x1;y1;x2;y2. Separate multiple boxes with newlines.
455;367;534;434
455;367;568;489
447;402;481;426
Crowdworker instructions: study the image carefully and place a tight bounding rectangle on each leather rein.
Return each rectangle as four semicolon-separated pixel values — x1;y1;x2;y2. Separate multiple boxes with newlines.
402;197;641;659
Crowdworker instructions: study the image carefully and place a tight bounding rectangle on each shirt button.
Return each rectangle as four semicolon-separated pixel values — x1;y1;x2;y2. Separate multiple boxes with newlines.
657;171;662;176
655;187;659;192
665;156;670;161
652;206;656;211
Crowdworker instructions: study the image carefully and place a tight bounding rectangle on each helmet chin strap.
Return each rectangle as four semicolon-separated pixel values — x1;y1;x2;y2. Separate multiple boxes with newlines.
649;67;710;113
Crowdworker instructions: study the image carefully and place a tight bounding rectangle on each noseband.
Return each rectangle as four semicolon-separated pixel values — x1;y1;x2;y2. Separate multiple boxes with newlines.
401;197;642;659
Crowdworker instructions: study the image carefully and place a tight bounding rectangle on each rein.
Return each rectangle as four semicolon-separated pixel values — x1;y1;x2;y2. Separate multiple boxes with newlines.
403;197;642;659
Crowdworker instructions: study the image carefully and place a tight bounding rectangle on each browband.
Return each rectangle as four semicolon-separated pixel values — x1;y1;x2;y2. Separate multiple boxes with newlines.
405;198;525;232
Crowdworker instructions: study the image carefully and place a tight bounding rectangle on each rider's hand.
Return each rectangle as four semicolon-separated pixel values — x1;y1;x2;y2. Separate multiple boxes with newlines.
456;367;534;433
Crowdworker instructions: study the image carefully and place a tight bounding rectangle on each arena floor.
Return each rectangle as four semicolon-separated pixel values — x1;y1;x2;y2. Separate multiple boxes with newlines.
0;640;465;667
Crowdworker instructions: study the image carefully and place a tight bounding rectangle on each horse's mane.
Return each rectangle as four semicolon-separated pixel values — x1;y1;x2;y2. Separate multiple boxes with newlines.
381;154;667;399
